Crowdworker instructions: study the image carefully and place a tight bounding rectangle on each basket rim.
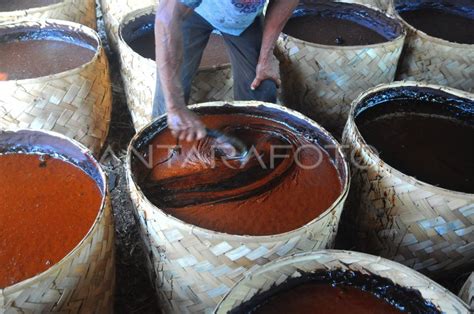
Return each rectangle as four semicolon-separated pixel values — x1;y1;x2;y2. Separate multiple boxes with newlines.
0;19;102;84
281;2;406;50
117;5;232;70
215;250;470;313
346;80;474;199
0;0;67;17
125;101;351;241
391;2;474;49
0;128;109;294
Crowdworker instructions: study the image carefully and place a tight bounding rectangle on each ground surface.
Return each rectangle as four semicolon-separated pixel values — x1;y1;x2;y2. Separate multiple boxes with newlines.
96;6;160;314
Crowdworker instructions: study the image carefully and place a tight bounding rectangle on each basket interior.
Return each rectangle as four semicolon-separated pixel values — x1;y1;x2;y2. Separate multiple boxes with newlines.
132;104;349;188
0;130;105;194
230;269;440;313
130;104;350;236
0;22;98;80
353;86;474;194
353;86;473;124
394;0;474;44
0;0;62;12
121;12;230;67
283;2;402;45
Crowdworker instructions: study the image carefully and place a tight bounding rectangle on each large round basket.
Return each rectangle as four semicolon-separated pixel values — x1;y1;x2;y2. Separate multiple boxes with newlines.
392;0;474;93
276;1;405;136
125;101;350;313
215;250;470;313
342;81;474;277
99;0;156;51
0;0;97;29
0;129;115;313
459;273;474;309
118;6;233;131
0;20;112;156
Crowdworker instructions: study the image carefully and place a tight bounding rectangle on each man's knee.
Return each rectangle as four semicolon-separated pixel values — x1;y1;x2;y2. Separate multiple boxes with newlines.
235;79;277;103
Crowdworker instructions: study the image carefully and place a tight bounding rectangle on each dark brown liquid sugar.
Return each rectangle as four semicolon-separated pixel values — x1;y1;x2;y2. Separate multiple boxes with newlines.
128;28;230;68
232;270;440;314
0;0;62;12
133;113;344;236
0;38;96;80
284;15;388;46
357;98;474;194
400;7;474;44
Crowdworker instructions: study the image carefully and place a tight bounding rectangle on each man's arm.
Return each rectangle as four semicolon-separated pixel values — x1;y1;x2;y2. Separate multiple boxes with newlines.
154;0;206;141
251;0;299;90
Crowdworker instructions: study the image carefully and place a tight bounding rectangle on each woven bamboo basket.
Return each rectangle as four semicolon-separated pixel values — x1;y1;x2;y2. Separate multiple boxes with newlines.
118;6;233;131
0;0;97;29
342;81;474;277
126;101;350;313
215;250;470;313
99;0;156;51
0;20;112;156
276;1;405;136
0;129;115;313
392;0;474;93
459;273;474;309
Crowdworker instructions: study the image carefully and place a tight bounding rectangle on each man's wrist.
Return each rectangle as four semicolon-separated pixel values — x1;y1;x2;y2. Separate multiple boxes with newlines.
167;102;188;112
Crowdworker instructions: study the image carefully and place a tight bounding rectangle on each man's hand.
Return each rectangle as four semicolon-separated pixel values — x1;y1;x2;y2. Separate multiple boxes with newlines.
252;0;298;91
251;54;281;90
0;72;8;81
167;106;207;142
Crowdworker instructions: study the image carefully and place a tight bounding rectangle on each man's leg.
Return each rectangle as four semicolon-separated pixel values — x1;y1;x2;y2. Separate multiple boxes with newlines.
152;12;213;117
222;18;277;103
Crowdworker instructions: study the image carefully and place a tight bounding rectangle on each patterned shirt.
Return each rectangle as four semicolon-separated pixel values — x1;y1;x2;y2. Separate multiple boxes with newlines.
180;0;266;35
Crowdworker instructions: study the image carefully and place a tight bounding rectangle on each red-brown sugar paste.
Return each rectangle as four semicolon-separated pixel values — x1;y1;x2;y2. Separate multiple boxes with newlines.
0;153;101;288
137;113;343;236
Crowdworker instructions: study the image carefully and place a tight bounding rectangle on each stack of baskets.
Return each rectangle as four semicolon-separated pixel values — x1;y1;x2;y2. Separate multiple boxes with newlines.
0;2;116;313
0;0;473;313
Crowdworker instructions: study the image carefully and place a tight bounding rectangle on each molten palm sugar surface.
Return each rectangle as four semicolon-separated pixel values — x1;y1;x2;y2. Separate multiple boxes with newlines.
0;0;61;12
0;39;95;80
253;284;402;314
357;107;474;194
283;15;387;46
0;154;102;288
400;8;474;44
137;114;343;236
129;30;230;68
